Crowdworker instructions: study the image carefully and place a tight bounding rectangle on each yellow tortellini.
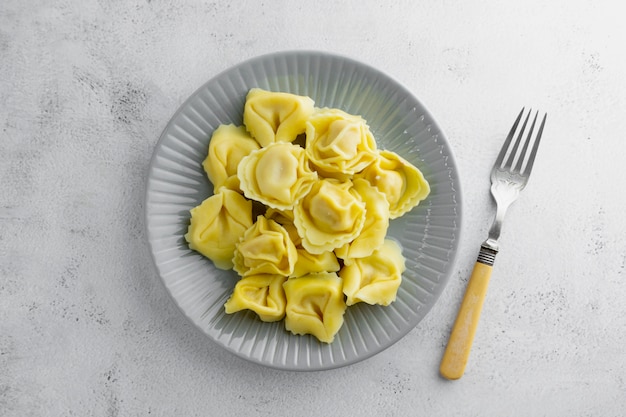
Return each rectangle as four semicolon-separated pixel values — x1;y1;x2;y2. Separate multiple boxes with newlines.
224;274;287;322
265;208;301;246
340;239;406;306
305;108;377;179
203;124;260;192
186;89;432;344
292;249;340;279
233;215;298;277
356;149;430;219
283;272;347;343
266;208;340;278
238;142;317;210
335;178;390;260
293;178;366;254
185;189;253;270
243;88;315;147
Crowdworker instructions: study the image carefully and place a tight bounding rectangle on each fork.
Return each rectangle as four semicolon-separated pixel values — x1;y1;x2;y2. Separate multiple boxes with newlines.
439;108;547;380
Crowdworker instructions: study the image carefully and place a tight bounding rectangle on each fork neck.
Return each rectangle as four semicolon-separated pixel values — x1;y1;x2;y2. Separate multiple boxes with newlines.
484;188;514;253
483;237;499;252
481;225;501;266
480;189;513;265
484;211;505;252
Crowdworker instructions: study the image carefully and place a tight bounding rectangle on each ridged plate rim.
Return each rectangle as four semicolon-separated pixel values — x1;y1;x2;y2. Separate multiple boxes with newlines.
144;50;463;371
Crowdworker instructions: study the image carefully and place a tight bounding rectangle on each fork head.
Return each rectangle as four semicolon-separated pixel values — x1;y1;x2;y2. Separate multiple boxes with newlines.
491;108;547;189
484;108;547;251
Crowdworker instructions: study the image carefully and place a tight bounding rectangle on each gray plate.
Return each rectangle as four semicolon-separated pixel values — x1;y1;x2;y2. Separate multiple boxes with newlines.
145;51;462;371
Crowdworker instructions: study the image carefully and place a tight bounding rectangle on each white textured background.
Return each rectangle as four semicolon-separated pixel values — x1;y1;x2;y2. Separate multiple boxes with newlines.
2;1;625;416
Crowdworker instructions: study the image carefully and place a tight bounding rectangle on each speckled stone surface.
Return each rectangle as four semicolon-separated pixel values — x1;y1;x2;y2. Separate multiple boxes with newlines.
2;1;626;416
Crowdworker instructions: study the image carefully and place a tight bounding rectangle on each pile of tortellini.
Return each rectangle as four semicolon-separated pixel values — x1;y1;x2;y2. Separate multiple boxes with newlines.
185;88;430;343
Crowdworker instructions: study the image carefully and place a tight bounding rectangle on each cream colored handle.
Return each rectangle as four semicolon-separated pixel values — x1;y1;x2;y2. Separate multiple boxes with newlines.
439;260;493;380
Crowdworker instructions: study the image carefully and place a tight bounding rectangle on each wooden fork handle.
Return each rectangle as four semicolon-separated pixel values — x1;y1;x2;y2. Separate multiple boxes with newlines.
440;246;497;380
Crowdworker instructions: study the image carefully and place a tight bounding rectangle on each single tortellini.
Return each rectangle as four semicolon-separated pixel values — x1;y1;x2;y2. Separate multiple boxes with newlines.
283;272;347;343
203;124;260;192
340;239;406;306
233;215;298;277
185;189;253;270
291;249;340;278
243;88;315;147
266;209;340;278
305;108;377;179
356;150;430;219
224;274;287;322
238;142;318;211
265;208;301;246
293;179;366;254
335;178;390;260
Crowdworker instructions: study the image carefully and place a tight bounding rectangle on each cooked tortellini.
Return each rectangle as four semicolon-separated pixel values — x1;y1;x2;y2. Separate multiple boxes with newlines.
203;124;260;192
292;249;340;278
293;179;366;254
224;274;287;322
233;215;298;277
335;178;390;260
185;189;253;270
305;108;377;179
243;88;315;147
265;208;301;246
356;149;430;219
340;239;406;306
186;89;432;343
238;142;317;210
283;272;347;343
266;208;340;278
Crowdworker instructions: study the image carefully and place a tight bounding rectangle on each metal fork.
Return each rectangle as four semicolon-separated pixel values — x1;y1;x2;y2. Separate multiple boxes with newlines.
440;108;547;380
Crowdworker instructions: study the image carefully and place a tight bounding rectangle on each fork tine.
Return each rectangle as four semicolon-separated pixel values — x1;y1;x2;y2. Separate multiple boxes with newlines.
514;110;538;173
522;112;547;176
504;109;532;169
494;108;524;169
